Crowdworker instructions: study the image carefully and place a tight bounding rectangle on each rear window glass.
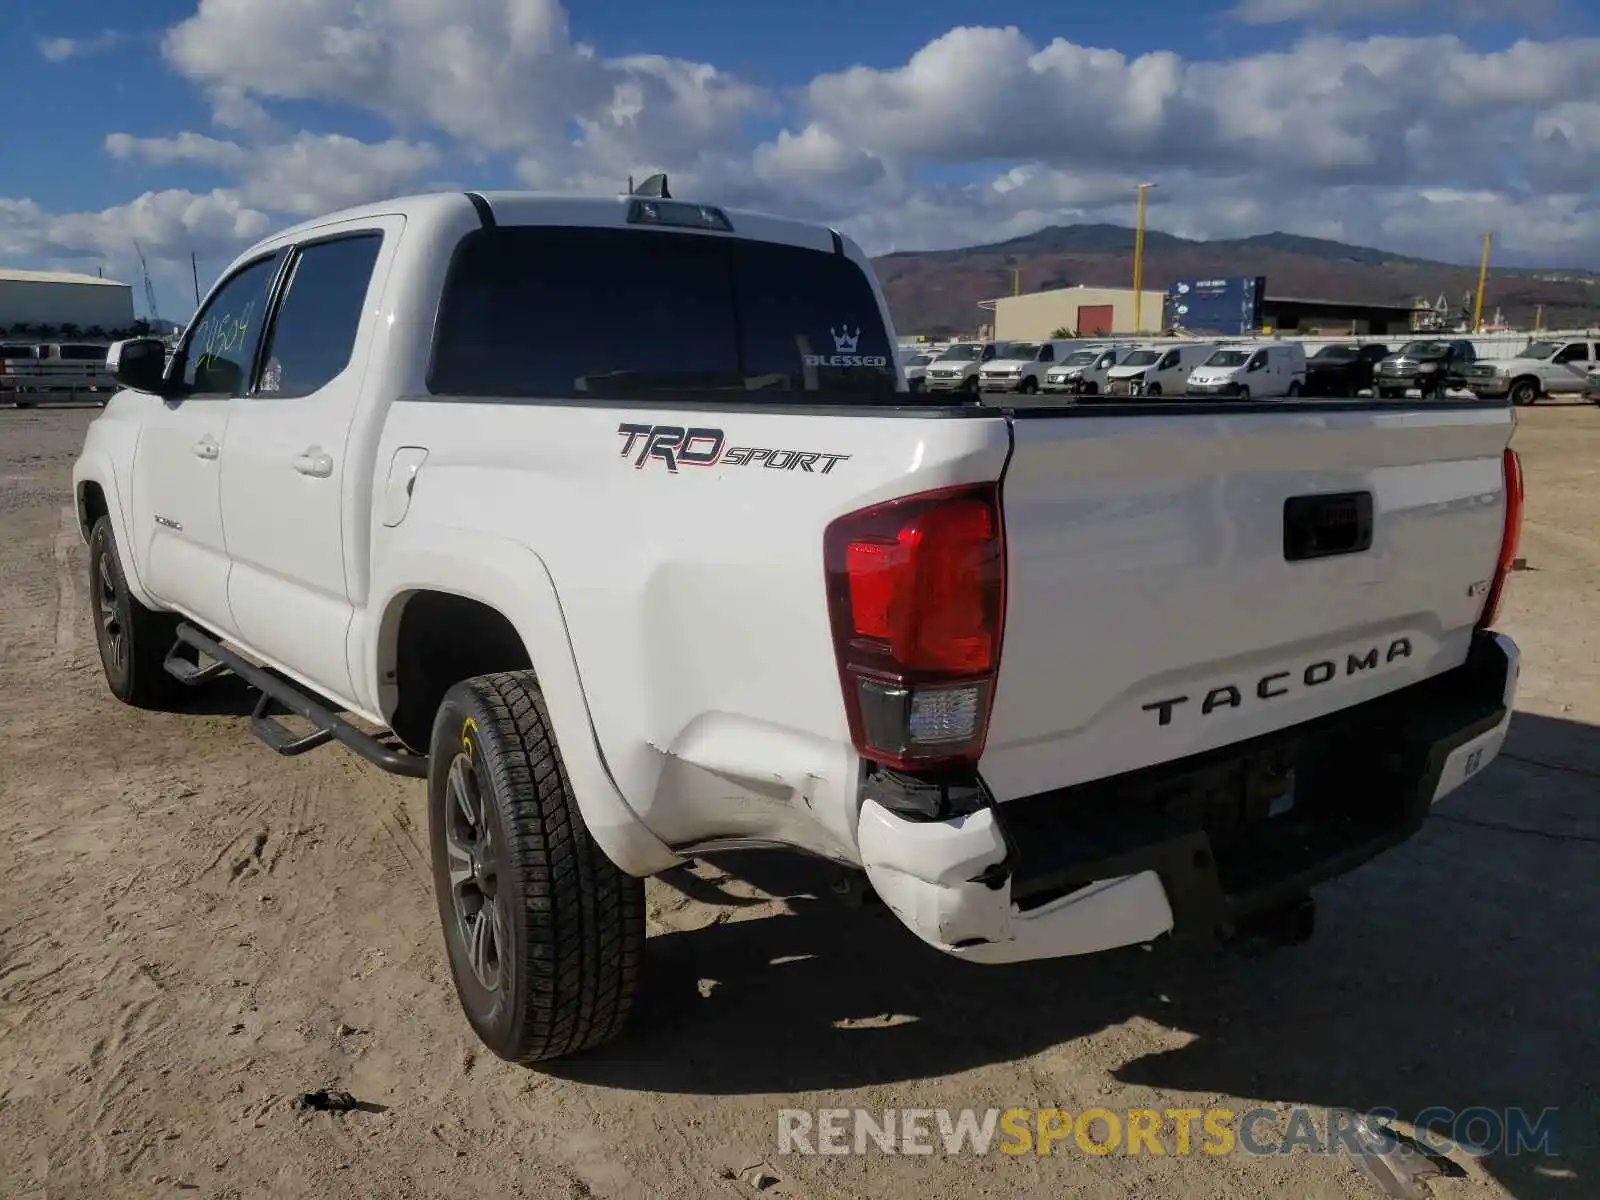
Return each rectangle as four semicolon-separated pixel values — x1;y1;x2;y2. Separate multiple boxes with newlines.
429;226;900;401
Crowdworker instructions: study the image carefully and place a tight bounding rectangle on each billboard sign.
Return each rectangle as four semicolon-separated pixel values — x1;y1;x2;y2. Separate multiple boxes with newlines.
1163;276;1265;335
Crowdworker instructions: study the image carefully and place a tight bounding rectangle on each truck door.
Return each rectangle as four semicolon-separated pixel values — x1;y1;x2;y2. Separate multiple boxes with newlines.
1551;341;1591;393
219;220;399;701
130;251;283;631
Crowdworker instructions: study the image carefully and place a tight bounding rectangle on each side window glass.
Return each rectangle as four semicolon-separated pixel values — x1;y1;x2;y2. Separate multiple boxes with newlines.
1158;351;1178;370
257;234;383;398
1039;345;1054;362
181;254;281;396
1247;352;1265;371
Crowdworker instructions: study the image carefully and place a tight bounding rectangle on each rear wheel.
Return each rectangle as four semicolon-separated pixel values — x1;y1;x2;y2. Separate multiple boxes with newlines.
1286;381;1303;398
87;516;180;708
428;672;645;1064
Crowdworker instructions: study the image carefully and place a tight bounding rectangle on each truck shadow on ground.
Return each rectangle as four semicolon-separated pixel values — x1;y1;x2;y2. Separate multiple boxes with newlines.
551;711;1599;1200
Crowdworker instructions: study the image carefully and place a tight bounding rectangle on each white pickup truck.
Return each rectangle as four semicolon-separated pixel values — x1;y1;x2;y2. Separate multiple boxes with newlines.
1465;337;1598;406
73;180;1525;1066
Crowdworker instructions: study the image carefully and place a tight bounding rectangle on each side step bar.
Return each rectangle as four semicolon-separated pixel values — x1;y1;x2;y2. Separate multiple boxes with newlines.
165;623;429;779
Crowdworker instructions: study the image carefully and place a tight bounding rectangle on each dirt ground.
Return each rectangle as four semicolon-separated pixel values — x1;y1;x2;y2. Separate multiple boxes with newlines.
1;402;1595;1200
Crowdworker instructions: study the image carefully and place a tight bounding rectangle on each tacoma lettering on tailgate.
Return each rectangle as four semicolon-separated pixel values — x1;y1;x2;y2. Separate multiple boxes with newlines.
1142;638;1413;727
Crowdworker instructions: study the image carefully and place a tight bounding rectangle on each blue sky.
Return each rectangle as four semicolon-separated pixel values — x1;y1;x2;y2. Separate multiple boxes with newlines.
4;0;1598;320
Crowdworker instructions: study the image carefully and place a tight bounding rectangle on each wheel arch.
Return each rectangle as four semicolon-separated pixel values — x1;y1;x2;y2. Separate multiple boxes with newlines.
71;456;157;607
367;531;682;878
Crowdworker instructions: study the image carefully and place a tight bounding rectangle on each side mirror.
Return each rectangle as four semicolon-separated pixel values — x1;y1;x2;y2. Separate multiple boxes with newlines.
107;338;170;395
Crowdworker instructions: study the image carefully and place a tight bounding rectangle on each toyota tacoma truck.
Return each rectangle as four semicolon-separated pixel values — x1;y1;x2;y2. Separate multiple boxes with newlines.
73;180;1525;1067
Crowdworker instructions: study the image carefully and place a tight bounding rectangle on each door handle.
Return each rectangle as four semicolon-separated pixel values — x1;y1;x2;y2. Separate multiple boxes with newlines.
193;437;220;460
293;448;334;478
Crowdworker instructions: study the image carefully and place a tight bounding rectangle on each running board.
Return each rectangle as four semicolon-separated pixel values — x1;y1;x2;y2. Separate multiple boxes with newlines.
170;623;429;779
163;643;231;686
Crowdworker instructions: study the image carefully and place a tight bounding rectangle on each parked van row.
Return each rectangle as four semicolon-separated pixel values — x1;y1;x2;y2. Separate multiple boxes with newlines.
903;331;1600;404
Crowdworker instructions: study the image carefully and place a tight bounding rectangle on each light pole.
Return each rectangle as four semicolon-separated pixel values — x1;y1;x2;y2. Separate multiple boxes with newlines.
1132;182;1157;333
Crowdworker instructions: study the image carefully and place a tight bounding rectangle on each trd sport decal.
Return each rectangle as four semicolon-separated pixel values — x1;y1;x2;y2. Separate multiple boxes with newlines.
616;423;850;475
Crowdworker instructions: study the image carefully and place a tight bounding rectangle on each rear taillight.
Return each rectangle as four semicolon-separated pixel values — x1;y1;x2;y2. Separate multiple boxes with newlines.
1476;447;1524;631
824;483;1006;770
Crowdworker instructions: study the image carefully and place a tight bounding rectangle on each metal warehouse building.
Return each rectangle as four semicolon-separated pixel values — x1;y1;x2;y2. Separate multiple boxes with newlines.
995;285;1168;340
995;283;1422;341
1258;295;1417;336
0;268;136;332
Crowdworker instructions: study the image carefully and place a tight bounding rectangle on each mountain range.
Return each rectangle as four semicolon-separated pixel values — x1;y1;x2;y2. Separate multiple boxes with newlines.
870;225;1600;336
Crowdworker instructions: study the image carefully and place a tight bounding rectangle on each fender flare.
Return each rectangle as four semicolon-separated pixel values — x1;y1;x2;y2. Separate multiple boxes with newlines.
70;453;158;609
366;527;684;879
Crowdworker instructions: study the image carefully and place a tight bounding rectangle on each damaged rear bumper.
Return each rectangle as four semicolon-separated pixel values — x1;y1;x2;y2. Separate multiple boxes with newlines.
858;631;1519;965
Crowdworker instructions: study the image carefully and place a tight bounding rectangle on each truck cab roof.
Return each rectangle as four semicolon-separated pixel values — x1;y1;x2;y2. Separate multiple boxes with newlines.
224;189;858;282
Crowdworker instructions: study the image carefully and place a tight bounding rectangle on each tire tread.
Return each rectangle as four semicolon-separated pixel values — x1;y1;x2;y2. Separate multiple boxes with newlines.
439;671;644;1063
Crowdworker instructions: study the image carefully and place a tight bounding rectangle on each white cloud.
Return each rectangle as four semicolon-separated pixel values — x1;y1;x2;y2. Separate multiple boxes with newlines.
0;188;273;270
161;0;767;174
792;29;1600;185
3;1;1599;298
1228;0;1558;25
106;130;441;217
37;30;125;62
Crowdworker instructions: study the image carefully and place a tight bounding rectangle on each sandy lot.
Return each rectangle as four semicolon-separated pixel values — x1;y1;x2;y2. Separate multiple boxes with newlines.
1;402;1596;1200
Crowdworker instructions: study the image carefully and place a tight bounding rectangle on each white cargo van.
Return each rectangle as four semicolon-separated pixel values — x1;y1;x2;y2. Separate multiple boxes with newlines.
1103;342;1218;397
1186;342;1307;400
1042;343;1138;397
978;339;1079;395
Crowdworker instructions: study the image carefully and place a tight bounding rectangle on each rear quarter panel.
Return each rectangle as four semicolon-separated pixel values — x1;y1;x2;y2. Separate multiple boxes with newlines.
370;400;1010;860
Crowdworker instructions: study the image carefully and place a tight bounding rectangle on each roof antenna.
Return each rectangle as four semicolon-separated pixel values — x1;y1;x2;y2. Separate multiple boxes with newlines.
630;173;670;199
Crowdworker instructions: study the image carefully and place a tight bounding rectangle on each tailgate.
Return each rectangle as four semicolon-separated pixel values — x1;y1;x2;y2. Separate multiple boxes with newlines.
980;403;1515;803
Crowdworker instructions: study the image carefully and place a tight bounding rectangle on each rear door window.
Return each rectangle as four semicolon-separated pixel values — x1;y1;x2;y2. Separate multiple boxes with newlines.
429;226;898;400
256;233;383;397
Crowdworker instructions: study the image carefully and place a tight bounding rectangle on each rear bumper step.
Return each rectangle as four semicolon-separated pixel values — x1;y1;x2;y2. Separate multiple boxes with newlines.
858;631;1519;963
167;623;428;778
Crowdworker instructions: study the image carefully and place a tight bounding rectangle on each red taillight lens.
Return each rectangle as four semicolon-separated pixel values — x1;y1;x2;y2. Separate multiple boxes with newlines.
1476;447;1524;631
824;484;1006;770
